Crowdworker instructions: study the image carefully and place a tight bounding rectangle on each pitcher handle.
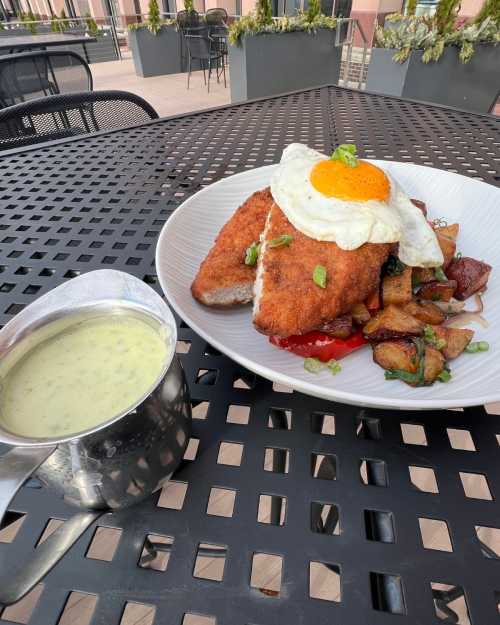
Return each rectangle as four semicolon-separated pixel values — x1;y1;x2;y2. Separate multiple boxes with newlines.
0;447;101;605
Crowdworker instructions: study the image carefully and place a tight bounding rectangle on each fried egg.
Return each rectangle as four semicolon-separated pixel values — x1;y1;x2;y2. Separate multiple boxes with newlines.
270;143;443;268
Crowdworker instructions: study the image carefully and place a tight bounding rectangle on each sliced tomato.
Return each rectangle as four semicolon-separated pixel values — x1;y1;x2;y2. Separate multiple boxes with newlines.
269;329;368;363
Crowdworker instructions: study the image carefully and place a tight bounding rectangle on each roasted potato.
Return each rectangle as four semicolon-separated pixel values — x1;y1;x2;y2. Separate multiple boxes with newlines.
446;257;492;300
435;231;456;269
382;266;413;306
351;302;371;325
410;198;427;217
317;314;353;339
373;340;417;373
417;280;457;302
431;325;474;359
413;267;436;285
363;305;424;341
435;223;459;241
403;300;445;325
423;346;445;384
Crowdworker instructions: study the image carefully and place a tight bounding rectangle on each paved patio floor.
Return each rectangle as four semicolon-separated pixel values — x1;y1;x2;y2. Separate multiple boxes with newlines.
92;52;231;119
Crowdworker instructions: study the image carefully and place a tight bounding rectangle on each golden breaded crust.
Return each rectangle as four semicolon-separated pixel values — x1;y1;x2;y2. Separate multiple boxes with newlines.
191;188;272;307
254;203;391;336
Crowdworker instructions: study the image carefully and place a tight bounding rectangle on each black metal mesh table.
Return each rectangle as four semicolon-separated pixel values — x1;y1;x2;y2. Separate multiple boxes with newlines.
0;86;499;625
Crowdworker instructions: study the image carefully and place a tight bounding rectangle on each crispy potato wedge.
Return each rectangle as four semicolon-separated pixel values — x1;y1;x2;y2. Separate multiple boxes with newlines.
435;232;456;268
413;267;436;285
432;325;474;359
417;280;457;303
403;300;445;325
363;305;424;341
351;302;371;325
423;346;445;384
435;223;459;241
317;314;353;339
410;198;427;217
373;340;417;373
382;266;413;307
446;257;492;300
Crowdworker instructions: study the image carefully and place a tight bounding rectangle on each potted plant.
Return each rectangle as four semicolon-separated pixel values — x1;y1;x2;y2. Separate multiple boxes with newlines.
128;0;183;77
228;0;343;102
366;0;500;113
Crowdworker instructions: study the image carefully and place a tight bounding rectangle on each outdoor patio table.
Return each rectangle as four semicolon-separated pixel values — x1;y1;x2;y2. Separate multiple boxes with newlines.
0;85;499;625
0;34;97;62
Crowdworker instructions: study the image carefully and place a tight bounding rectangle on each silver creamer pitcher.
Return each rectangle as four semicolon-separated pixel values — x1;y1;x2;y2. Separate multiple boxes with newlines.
0;269;191;604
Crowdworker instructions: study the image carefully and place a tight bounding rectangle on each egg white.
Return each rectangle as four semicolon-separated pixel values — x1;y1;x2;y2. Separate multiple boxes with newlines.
270;143;443;268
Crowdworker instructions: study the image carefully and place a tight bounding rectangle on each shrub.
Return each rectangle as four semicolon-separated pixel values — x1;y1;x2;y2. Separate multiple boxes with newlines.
434;0;460;34
405;0;417;17
184;0;195;12
228;8;337;45
22;9;38;34
306;0;321;23
256;0;272;26
127;0;176;34
85;12;99;37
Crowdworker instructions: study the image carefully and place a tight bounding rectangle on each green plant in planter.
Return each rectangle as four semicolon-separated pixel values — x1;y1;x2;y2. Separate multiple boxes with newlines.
475;0;500;25
184;0;195;12
85;12;99;37
22;9;38;34
127;0;176;34
256;0;272;26
405;0;417;16
375;0;500;64
306;0;321;22
228;1;336;45
58;8;68;31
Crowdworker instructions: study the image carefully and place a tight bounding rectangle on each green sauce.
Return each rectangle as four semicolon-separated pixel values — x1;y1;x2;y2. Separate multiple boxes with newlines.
0;311;170;438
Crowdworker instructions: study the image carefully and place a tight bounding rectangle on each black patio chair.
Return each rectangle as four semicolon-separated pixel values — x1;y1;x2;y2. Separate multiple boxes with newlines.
0;50;93;109
184;32;226;92
205;7;228;26
0;90;158;152
176;9;201;31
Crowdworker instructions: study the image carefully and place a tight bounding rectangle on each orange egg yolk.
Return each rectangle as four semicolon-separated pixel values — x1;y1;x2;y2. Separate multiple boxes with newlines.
310;159;390;202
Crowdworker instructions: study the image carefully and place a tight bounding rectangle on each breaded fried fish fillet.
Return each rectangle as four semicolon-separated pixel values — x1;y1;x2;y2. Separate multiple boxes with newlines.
191;188;272;307
253;203;391;337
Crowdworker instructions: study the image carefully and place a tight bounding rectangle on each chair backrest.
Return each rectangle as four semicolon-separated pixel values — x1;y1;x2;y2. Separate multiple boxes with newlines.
205;8;228;25
0;90;158;151
176;9;200;29
0;50;93;109
184;33;212;60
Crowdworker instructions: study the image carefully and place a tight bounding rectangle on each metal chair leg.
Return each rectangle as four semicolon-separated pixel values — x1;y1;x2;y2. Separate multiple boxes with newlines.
208;58;211;93
222;56;226;88
202;60;206;85
187;56;191;89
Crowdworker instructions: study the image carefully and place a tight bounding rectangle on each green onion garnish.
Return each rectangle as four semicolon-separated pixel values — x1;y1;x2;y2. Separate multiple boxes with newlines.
331;144;358;168
327;359;342;375
244;241;260;266
268;234;293;248
423;325;446;351
434;267;447;282
313;265;327;289
385;337;427;386
304;357;324;374
437;369;452;383
465;341;490;353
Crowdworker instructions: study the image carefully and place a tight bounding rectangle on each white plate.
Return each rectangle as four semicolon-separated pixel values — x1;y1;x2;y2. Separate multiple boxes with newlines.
156;161;500;410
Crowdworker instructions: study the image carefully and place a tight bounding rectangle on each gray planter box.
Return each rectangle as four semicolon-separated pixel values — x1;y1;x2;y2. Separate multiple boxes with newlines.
60;35;119;64
366;45;499;114
229;29;342;102
129;25;184;78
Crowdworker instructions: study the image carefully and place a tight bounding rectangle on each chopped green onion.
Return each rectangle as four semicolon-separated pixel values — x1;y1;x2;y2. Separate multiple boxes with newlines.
331;143;358;168
431;293;442;301
454;251;462;261
304;357;324;374
268;234;293;248
434;267;447;282
384;369;420;384
423;325;446;351
244;241;260;266
327;359;342;375
437;369;452;383
465;341;490;353
313;264;327;289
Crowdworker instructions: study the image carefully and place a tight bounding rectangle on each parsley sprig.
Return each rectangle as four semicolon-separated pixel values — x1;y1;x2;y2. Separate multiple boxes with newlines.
331;144;358;168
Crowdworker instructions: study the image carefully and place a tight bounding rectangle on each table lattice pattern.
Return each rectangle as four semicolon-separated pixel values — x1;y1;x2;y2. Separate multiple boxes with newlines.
0;86;499;625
